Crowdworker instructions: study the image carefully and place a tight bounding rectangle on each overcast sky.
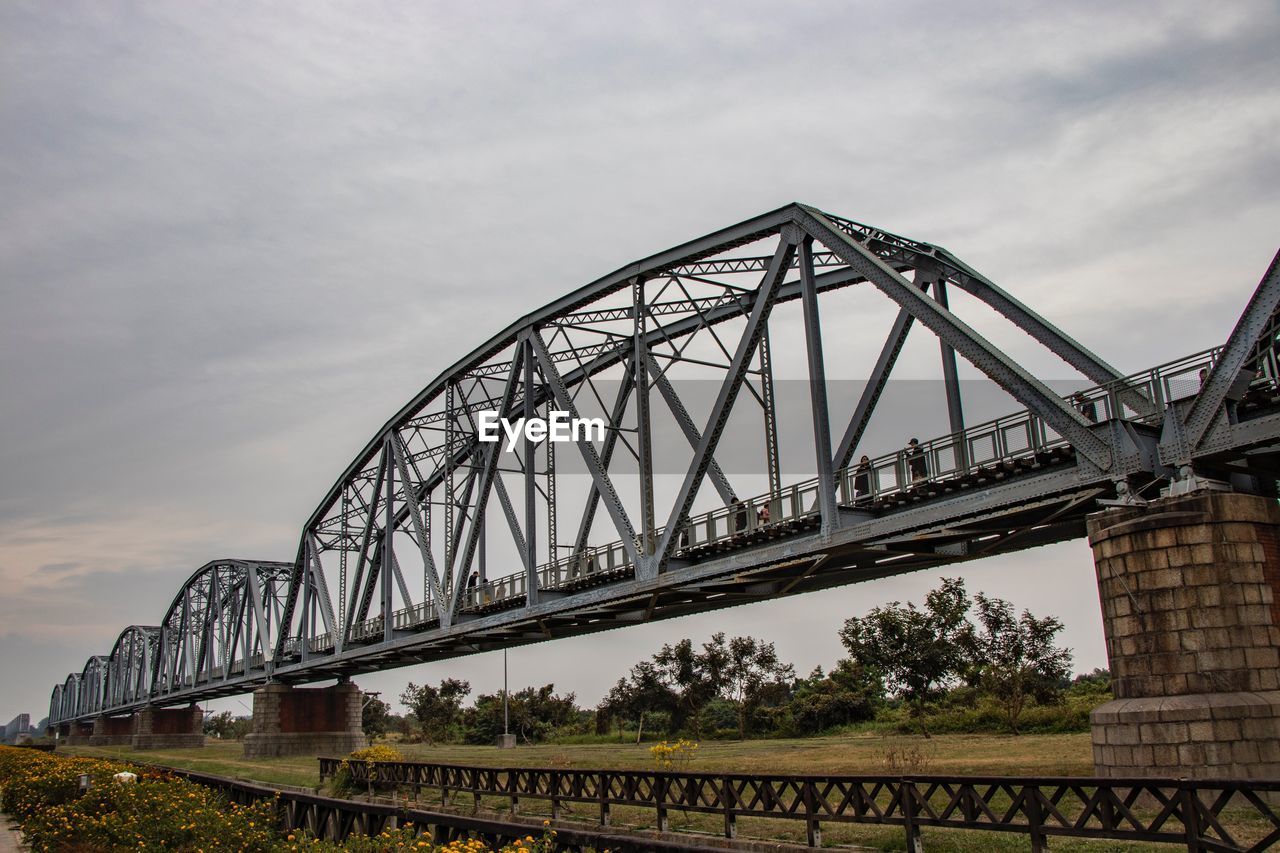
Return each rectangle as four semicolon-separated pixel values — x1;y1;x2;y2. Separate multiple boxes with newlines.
2;2;1278;725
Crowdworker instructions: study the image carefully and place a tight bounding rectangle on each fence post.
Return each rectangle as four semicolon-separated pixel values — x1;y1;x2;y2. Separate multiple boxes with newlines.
1025;785;1048;853
901;778;924;853
599;771;611;827
722;775;736;839
804;779;821;848
1181;782;1204;853
551;770;560;820
656;774;670;833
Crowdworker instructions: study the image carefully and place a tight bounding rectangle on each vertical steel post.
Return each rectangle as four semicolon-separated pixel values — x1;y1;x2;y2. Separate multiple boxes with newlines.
478;513;486;585
523;338;539;606
444;382;456;594
382;441;395;643
546;434;557;571
934;277;967;438
301;543;312;662
759;327;782;497
339;492;348;642
634;278;656;569
800;237;838;532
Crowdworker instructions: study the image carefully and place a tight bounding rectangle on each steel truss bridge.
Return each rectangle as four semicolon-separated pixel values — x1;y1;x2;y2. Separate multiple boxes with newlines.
50;204;1280;726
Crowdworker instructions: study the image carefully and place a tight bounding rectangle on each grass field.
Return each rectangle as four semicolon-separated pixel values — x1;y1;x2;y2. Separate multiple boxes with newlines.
64;731;1096;789
62;735;1262;851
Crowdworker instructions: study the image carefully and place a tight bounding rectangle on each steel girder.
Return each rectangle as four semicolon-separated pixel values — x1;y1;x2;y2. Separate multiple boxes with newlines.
47;205;1280;724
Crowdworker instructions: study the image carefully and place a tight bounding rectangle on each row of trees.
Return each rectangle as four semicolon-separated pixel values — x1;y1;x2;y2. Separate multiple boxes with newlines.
361;577;1084;744
840;578;1074;735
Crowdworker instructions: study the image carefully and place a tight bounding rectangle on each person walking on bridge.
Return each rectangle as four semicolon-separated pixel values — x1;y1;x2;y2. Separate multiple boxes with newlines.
906;438;927;484
853;454;871;502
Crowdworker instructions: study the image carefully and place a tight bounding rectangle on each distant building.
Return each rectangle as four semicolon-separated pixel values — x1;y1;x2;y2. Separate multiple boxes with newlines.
2;713;32;744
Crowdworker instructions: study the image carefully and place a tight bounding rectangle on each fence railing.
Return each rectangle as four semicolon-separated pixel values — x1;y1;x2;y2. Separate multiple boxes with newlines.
319;758;1280;851
161;765;714;851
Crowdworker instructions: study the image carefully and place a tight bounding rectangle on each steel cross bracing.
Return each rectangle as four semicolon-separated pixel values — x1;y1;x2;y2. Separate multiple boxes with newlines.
49;204;1280;725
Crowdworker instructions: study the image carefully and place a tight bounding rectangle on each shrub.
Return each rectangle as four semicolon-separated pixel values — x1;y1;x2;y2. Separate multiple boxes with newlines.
329;744;405;795
0;745;552;851
279;823;558;851
0;745;275;851
650;738;698;771
348;744;404;763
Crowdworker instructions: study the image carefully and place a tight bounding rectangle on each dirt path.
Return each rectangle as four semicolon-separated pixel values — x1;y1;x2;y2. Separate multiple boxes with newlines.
0;816;24;852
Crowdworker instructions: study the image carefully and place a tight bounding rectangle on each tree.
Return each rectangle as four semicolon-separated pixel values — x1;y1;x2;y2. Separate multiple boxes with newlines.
463;684;581;745
595;660;675;743
838;577;971;736
400;678;470;743
1070;668;1111;694
362;695;392;740
202;711;250;740
652;634;727;734
786;661;881;736
967;592;1073;734
722;635;794;739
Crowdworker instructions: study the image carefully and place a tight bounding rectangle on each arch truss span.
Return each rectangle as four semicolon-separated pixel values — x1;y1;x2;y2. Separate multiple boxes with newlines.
47;204;1280;724
105;626;161;710
154;559;297;699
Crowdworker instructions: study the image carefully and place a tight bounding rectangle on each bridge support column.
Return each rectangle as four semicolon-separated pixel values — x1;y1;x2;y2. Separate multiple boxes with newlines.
242;681;366;759
63;720;94;745
89;713;137;746
1088;491;1280;780
132;704;204;750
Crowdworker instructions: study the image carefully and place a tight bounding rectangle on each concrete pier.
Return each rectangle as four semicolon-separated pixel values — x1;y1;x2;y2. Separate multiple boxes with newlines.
242;681;366;758
1088;491;1280;780
132;704;204;750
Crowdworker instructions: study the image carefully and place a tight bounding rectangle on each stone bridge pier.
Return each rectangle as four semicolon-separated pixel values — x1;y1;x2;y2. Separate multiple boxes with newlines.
61;720;93;745
69;704;205;749
1088;490;1280;780
132;704;204;749
243;680;366;758
89;713;136;746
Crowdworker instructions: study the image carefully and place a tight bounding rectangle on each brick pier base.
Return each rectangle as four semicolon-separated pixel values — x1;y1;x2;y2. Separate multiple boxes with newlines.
242;682;366;759
1088;491;1280;779
62;721;94;745
132;704;204;750
59;705;204;749
89;713;136;746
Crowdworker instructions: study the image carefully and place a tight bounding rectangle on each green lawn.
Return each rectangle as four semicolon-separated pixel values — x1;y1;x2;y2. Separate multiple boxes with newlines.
65;731;1096;788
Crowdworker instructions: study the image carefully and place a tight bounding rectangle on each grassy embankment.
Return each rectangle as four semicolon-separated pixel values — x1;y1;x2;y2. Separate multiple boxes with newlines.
65;731;1096;789
65;734;1256;852
63;736;1278;852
